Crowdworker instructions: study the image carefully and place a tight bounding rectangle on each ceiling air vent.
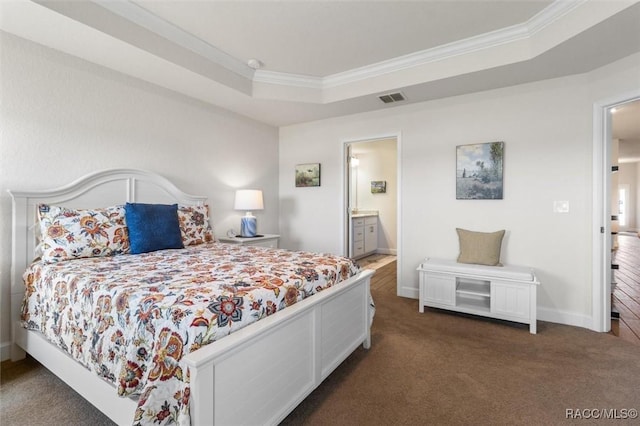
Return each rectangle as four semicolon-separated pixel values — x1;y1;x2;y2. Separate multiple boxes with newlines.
378;92;406;104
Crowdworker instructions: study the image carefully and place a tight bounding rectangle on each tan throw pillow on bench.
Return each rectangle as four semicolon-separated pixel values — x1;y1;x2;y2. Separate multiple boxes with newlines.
456;228;505;266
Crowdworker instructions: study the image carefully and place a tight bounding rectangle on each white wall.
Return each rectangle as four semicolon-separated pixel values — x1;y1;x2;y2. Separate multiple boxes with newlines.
352;138;397;253
280;52;640;329
0;33;279;360
637;162;640;231
618;162;639;231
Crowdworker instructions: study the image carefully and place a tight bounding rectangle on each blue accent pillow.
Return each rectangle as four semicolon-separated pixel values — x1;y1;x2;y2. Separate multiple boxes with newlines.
125;203;184;254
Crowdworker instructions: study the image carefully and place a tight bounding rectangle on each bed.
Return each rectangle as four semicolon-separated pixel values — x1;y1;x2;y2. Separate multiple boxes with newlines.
9;168;375;425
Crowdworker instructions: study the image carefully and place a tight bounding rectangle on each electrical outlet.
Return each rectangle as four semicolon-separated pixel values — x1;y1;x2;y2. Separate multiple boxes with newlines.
553;200;569;213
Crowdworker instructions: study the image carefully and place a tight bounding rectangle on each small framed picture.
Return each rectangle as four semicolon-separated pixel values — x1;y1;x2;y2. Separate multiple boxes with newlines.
371;181;386;193
295;163;321;187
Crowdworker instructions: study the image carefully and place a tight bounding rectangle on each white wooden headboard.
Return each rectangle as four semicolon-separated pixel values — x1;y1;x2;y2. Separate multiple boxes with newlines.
8;168;207;358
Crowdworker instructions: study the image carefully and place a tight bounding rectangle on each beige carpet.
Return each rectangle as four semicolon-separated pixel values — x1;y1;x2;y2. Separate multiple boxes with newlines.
1;355;115;425
284;261;640;425
3;261;640;425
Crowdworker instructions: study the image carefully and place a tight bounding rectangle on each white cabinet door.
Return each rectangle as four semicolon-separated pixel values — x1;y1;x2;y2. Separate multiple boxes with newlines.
364;222;377;254
423;274;456;306
491;281;530;320
363;217;378;254
351;216;377;258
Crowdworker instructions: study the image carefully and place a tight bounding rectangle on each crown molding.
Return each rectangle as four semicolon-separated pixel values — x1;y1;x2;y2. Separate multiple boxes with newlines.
324;22;530;89
527;0;588;35
254;0;590;90
94;0;255;80
252;22;530;90
253;70;323;89
325;0;590;88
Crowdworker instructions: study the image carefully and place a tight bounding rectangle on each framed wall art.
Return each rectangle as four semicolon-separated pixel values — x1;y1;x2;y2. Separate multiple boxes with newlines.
456;141;503;200
371;181;386;193
295;163;321;187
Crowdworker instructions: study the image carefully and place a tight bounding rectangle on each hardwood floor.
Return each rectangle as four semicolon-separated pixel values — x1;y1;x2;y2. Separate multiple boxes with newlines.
356;254;397;270
611;232;640;345
369;257;397;292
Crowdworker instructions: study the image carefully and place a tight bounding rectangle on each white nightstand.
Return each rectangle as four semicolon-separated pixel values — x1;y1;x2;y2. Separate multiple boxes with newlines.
218;234;280;248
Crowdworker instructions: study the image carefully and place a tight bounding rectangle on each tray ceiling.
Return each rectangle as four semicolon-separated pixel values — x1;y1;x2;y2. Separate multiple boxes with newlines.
2;0;639;126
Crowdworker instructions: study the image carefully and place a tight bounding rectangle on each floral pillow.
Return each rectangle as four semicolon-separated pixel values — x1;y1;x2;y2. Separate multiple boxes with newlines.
38;204;129;262
177;204;214;246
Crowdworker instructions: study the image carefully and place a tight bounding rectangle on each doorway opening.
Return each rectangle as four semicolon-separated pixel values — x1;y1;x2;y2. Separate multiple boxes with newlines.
593;93;640;334
609;100;640;344
344;135;400;276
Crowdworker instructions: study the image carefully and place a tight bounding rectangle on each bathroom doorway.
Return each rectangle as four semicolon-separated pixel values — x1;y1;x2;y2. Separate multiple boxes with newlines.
344;136;399;270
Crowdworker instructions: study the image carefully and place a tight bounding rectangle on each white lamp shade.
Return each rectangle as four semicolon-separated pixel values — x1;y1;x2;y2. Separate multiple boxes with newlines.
234;189;264;211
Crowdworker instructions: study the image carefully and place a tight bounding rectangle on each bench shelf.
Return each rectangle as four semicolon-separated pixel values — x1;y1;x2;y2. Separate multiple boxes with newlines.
417;258;540;334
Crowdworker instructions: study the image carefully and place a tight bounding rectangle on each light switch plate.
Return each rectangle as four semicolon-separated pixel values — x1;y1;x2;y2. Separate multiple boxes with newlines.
553;200;569;213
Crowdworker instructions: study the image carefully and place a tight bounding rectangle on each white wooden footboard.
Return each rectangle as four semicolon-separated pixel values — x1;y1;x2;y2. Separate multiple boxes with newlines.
186;268;374;425
13;268;373;426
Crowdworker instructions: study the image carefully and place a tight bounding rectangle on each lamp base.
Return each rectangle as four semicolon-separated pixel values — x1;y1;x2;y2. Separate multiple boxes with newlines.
240;216;257;237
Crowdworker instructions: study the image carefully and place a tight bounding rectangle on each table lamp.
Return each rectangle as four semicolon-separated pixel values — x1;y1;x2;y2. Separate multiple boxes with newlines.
234;189;264;237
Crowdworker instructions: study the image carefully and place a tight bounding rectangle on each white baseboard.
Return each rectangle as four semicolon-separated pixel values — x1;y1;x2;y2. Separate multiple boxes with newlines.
537;307;594;330
376;248;397;255
398;286;418;299
620;228;639;234
1;341;11;362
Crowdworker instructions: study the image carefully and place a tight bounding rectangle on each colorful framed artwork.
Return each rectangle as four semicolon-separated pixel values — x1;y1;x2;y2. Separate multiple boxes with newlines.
295;163;321;187
371;181;386;193
456;141;504;200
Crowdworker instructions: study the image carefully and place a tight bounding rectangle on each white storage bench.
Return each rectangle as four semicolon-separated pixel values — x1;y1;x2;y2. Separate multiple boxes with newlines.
417;258;540;334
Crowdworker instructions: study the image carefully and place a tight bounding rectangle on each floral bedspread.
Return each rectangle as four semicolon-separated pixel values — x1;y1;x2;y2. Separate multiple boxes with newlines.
22;243;361;425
